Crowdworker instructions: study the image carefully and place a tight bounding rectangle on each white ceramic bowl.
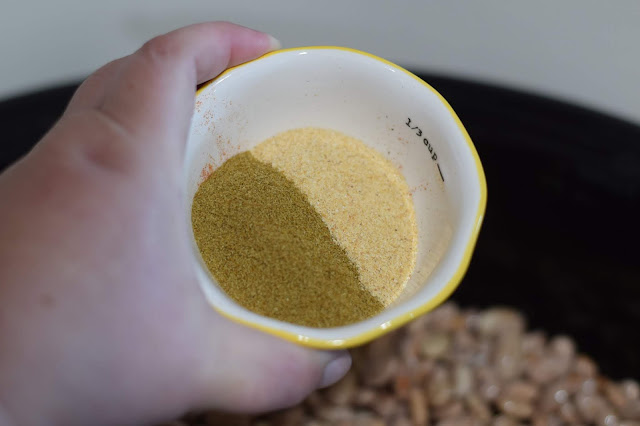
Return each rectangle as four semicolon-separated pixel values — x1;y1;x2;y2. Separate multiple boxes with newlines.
185;47;487;348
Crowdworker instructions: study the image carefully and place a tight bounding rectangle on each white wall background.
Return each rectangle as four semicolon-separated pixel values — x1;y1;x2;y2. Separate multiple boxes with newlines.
1;0;639;124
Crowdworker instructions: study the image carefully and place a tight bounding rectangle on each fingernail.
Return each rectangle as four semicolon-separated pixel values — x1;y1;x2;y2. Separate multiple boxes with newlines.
267;34;282;51
319;351;351;388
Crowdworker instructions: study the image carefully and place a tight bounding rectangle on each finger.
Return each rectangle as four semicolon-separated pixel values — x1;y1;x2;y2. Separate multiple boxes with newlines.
65;57;128;112
44;22;278;180
100;21;279;150
68;22;276;116
192;311;351;413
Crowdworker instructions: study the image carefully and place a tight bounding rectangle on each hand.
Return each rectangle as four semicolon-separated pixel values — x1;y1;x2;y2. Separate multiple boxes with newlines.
0;22;350;426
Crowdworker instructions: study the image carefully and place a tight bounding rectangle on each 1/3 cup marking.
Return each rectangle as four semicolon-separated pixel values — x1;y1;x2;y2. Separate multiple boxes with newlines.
406;117;445;182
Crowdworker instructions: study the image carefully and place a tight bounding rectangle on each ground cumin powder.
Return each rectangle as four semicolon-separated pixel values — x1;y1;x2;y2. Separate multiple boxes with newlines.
192;151;384;327
191;128;417;327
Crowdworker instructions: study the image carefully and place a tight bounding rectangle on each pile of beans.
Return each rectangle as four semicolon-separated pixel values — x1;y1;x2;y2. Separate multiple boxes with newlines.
166;303;640;426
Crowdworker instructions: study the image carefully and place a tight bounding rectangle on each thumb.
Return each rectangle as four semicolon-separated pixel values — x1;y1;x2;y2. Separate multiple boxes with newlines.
191;309;351;413
51;22;279;181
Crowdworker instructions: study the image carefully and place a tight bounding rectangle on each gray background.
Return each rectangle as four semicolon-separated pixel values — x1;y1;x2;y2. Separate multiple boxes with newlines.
2;1;638;124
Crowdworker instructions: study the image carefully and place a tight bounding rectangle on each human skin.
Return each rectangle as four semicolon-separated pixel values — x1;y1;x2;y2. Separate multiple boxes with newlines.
0;22;350;426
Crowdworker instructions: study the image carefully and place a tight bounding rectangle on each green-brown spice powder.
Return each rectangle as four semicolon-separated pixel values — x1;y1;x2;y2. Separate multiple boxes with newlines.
191;151;384;327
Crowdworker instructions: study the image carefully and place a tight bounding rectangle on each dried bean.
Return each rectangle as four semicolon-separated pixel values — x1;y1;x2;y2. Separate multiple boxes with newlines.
492;415;522;426
408;314;429;333
429;303;460;331
465;393;491;421
453;364;474;397
470;340;491;367
392;417;413;426
436;416;475;426
359;334;399;386
464;311;482;332
622;380;640;400
619;399;640;420
477;308;524;337
575;393;606;423
528;355;569;385
563;372;585;394
521;332;546;356
169;303;638;426
575;355;599;378
504;381;539;402
394;368;412;399
477;369;500;403
550;335;576;360
409;360;434;386
531;414;563;426
304;421;328;426
409;388;429;426
353;388;376;407
325;371;357;405
495;330;523;380
363;358;399;387
420;332;451;360
316;405;353;422
497;396;534;419
581;378;599;395
453;330;476;352
594;400;621;426
539;381;569;411
433;401;465;420
401;335;420;368
372;393;398;418
559;402;580;423
479;380;501;402
598;413;620;426
428;366;453;407
605;380;628;409
353;413;385;426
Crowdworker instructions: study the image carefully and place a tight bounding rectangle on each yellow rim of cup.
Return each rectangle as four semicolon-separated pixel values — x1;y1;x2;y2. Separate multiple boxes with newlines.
194;46;488;349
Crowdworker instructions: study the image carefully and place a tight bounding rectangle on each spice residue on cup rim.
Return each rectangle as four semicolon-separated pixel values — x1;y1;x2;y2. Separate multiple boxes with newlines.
191;127;418;327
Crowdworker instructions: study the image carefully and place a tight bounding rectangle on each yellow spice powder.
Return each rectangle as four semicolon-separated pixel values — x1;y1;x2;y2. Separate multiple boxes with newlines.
251;128;418;305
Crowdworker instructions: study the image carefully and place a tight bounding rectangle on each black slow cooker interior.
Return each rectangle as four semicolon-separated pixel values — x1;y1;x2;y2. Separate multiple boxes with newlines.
1;73;639;379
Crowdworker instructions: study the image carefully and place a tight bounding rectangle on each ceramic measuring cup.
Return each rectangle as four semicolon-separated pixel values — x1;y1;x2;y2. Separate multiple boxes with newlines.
185;47;487;348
